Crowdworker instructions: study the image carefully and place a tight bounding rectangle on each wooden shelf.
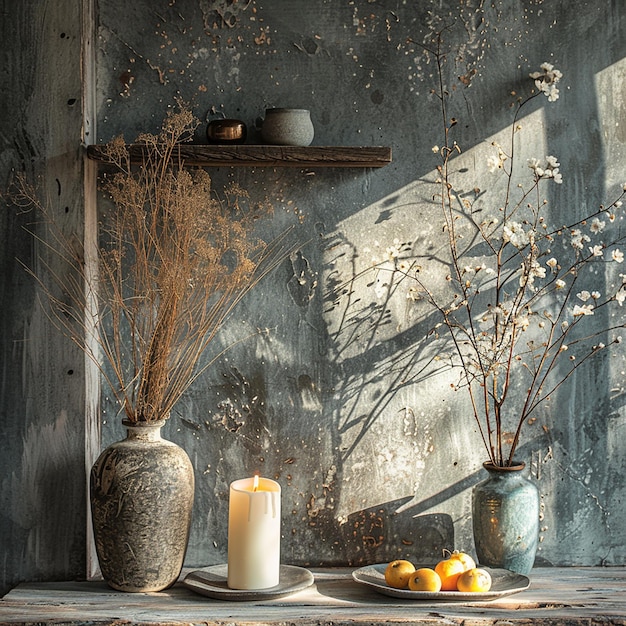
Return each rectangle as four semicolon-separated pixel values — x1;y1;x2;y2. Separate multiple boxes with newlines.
86;144;392;168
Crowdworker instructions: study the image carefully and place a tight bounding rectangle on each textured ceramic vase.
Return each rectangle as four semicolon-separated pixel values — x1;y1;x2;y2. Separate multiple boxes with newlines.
472;461;539;575
261;108;314;146
90;419;195;592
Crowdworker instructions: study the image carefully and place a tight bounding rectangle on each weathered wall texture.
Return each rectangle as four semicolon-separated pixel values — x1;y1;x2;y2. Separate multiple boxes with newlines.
1;0;626;596
94;0;626;570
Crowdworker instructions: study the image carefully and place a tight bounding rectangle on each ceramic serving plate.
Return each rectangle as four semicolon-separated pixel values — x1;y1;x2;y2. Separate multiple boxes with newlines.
352;563;530;601
183;564;314;601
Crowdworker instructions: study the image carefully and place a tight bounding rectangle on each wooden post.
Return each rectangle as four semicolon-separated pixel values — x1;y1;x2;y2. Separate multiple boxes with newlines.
81;0;102;581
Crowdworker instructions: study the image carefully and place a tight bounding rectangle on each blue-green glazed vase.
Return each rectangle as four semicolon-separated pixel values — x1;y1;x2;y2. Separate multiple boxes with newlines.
472;461;539;575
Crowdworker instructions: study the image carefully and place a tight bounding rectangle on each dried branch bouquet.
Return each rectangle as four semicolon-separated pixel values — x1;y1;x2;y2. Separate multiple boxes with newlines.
389;40;626;467
13;105;291;424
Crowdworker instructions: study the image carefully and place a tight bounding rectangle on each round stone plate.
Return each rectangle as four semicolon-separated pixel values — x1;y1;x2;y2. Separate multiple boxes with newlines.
183;564;314;601
352;563;530;602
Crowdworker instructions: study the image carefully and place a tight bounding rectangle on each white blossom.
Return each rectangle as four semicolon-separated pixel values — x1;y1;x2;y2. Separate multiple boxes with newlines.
487;155;501;173
571;229;591;250
529;63;562;101
382;238;402;262
529;156;562;183
555;279;566;289
520;260;546;288
528;158;544;177
573;304;594;316
589;244;603;257
590;218;605;233
577;290;591;302
487;146;508;173
407;287;421;301
544;155;563;183
612;249;624;263
503;221;530;248
385;246;399;260
546;155;560;168
530;260;546;279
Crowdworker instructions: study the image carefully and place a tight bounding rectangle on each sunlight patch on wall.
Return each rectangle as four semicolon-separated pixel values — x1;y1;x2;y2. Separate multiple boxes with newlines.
325;107;552;521
595;59;626;485
596;57;626;189
326;107;550;352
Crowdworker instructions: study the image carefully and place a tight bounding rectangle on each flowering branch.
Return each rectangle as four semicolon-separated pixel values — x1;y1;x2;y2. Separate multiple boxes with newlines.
404;47;626;466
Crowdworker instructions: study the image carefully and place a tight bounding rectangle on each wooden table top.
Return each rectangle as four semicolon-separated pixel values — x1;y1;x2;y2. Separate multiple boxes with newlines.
1;566;625;625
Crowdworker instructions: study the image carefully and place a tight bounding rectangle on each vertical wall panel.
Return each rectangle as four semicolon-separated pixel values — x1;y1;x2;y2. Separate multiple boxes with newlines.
0;0;86;594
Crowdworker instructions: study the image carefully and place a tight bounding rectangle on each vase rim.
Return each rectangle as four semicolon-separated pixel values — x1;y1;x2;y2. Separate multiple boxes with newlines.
483;460;526;471
122;418;167;428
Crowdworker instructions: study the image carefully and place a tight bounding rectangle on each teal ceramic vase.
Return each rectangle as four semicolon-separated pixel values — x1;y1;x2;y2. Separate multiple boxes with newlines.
472;461;539;575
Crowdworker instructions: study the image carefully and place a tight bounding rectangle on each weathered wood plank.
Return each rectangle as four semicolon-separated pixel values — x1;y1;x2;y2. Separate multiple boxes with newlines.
82;0;102;583
86;144;393;168
0;0;87;597
1;568;625;625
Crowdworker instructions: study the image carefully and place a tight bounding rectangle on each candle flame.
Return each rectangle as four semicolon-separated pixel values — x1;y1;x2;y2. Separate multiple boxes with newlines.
252;474;259;492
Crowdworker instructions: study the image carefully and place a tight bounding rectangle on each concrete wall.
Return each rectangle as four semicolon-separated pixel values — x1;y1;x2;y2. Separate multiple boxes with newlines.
1;0;625;595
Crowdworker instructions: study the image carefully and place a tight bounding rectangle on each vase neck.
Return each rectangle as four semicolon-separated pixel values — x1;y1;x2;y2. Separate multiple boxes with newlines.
123;419;165;442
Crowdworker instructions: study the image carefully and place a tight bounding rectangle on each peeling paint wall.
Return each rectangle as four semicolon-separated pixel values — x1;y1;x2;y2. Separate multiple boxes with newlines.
92;0;626;570
1;0;626;595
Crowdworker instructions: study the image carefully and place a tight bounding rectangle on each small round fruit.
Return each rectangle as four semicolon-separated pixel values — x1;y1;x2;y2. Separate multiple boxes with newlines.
408;568;442;592
434;556;466;591
449;550;476;572
456;567;492;592
384;560;416;589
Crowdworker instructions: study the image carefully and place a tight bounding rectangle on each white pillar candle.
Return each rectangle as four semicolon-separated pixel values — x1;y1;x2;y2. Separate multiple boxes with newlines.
227;475;281;590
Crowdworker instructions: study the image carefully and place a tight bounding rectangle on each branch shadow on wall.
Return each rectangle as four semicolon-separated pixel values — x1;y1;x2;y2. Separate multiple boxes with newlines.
308;205;463;564
334;438;555;567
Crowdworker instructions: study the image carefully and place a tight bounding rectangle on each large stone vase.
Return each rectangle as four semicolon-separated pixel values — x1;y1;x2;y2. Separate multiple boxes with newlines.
90;419;195;592
472;461;539;575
